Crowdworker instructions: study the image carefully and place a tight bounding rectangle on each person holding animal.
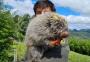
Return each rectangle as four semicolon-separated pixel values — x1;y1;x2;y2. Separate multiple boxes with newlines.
24;0;69;62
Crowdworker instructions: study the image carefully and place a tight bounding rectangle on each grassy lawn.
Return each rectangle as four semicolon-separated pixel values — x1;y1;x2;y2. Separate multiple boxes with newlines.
69;51;90;62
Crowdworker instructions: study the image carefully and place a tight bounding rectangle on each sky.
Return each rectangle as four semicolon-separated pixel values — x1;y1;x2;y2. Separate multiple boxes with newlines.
3;0;90;30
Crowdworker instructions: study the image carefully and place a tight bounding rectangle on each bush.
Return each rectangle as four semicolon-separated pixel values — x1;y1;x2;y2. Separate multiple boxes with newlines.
13;41;26;62
69;37;90;56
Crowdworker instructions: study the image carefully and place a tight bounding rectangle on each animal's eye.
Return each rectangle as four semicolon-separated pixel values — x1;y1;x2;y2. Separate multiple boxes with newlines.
46;21;51;27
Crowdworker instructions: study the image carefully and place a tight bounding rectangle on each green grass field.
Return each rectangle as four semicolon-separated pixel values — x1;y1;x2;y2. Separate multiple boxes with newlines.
69;51;90;62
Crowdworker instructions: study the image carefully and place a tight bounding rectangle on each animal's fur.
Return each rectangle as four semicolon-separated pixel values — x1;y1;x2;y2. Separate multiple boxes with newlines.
24;12;68;62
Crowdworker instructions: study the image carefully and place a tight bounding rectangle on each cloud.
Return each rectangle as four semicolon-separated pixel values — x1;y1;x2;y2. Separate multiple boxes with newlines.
4;0;34;15
66;15;90;24
51;0;90;16
68;23;90;30
65;15;90;29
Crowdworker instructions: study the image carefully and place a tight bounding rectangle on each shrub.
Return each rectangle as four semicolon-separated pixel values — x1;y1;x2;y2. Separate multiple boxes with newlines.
69;37;90;56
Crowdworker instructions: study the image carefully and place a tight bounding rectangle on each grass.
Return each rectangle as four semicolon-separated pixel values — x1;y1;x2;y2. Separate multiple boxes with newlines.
69;51;90;62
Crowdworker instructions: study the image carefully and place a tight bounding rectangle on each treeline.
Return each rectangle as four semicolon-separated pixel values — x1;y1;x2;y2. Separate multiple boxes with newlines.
71;29;90;33
0;11;30;62
69;29;90;39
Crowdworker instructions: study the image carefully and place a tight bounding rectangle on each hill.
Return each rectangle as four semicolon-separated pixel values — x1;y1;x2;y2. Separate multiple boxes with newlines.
69;29;90;39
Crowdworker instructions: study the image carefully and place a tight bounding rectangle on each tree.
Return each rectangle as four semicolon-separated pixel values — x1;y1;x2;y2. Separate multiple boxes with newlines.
0;11;15;62
13;14;31;42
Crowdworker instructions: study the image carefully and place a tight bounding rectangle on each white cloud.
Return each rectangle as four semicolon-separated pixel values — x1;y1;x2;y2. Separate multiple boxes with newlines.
69;23;90;30
4;0;34;15
65;15;90;29
66;15;90;24
51;0;90;16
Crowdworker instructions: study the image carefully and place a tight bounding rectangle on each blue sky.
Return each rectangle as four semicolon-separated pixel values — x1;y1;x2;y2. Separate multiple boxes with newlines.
56;7;80;16
3;0;90;30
